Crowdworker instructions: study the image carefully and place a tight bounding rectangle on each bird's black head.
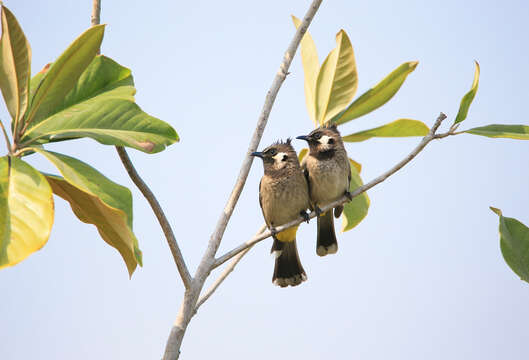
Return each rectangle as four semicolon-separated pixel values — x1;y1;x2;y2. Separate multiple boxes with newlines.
251;139;299;174
296;124;343;155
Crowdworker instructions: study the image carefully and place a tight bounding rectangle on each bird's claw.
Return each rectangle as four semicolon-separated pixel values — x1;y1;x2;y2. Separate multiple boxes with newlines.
344;191;353;201
269;227;278;236
300;210;310;223
315;206;323;216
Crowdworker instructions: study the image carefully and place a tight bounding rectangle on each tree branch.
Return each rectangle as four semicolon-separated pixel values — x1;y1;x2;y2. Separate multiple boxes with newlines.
195;225;266;311
116;147;192;289
162;1;324;358
213;112;452;268
90;0;192;288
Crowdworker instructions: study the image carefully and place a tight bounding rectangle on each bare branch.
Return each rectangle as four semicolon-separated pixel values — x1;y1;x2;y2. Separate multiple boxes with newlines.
214;112;452;266
91;0;101;27
195;225;267;311
116;147;192;289
162;1;324;358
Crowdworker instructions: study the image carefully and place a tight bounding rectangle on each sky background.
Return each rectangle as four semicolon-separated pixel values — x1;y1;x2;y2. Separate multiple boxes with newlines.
1;0;529;359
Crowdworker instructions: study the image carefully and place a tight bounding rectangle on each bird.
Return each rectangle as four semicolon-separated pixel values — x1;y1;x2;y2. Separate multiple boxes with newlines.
296;124;351;256
251;139;311;287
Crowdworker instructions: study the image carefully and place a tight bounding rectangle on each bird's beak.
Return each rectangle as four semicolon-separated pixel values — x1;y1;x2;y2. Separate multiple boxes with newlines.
296;135;310;142
251;151;263;158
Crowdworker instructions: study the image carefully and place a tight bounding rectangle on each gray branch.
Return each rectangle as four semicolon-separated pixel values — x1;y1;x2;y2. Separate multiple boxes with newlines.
162;1;324;358
116;147;192;289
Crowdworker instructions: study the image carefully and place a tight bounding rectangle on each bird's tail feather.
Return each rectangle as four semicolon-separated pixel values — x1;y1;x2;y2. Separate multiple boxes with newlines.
317;211;338;256
272;238;306;287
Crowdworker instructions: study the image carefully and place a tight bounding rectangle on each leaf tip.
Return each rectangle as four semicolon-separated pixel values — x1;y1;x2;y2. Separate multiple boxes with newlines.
409;61;419;70
490;206;502;216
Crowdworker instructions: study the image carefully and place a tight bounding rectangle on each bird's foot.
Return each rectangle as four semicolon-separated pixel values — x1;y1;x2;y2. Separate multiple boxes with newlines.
344;191;353;201
300;210;310;223
315;206;323;216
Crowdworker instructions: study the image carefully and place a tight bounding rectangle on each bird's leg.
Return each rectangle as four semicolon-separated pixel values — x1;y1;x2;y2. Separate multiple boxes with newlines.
269;226;278;236
300;210;310;223
315;205;323;216
344;190;353;201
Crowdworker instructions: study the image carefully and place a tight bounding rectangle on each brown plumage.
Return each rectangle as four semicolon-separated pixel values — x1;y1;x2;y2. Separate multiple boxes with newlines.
297;125;351;256
251;139;311;287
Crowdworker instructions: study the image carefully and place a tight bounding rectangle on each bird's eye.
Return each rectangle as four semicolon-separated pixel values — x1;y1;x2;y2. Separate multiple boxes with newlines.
282;155;288;161
268;148;277;156
313;132;322;140
328;138;335;144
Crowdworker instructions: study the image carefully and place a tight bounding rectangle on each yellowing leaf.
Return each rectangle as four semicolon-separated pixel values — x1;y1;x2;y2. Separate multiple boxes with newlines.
454;61;480;124
333;61;418;125
0;5;31;130
298;147;308;163
0;156;54;269
32;149;142;276
342;119;429;142
342;159;369;232
292;15;319;126
465;124;529;140
315;30;357;125
349;158;362;174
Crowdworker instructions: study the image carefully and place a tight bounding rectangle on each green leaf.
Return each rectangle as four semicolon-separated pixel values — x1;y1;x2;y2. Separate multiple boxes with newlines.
28;63;50;105
465;124;529;140
315;30;357;125
342;119;429;142
342;159;370;232
21;55;178;153
0;156;54;269
32;148;142;276
292;15;319;126
333;61;418;125
490;207;529;283
24;24;105;130
0;4;31;129
454;61;480;124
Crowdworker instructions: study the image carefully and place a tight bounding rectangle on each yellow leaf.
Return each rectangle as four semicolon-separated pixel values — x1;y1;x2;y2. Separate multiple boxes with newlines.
315;30;357;125
292;15;319;126
0;156;54;269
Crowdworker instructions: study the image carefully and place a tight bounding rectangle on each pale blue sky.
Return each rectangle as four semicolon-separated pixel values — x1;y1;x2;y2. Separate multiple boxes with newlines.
1;0;529;359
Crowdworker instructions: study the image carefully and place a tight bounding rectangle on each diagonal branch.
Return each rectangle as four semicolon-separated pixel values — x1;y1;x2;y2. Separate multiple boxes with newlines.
213;112;452;268
163;1;324;359
116;147;192;289
90;0;192;288
195;225;267;312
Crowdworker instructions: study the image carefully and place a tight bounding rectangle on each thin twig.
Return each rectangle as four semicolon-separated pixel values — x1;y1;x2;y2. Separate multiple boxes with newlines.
162;1;324;359
116;147;192;289
89;0;192;288
195;225;267;311
214;112;454;267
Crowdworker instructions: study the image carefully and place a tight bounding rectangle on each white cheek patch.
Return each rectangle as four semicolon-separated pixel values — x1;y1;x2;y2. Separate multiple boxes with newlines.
272;152;288;162
319;135;332;145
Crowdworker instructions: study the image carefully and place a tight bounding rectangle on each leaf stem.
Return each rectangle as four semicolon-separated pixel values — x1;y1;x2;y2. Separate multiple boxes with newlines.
0;119;13;154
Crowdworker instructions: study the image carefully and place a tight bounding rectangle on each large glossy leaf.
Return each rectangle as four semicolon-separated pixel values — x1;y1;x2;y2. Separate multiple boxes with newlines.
454;61;480;124
490;207;529;283
342;119;429;142
0;156;54;269
32;149;142;276
21;55;177;153
292;15;319;126
315;30;357;125
342;159;369;232
333;61;418;125
465;124;529;140
0;5;31;129
29;63;50;101
24;24;105;129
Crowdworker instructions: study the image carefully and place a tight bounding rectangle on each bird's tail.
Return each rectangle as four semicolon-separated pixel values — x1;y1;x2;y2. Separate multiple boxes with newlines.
271;238;307;287
316;210;338;256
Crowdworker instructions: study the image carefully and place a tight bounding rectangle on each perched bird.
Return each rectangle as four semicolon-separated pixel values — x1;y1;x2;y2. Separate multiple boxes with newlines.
297;124;351;256
251;139;311;287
